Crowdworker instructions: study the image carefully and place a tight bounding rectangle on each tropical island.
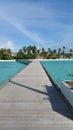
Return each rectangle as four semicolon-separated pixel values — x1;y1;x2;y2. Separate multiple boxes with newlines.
0;45;73;60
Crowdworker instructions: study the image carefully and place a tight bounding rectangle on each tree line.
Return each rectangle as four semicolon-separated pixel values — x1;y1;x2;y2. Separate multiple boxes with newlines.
0;45;73;60
16;45;73;59
0;48;14;60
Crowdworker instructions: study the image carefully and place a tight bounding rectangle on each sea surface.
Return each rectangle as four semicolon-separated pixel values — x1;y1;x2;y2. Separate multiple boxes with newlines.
0;61;28;86
41;60;73;88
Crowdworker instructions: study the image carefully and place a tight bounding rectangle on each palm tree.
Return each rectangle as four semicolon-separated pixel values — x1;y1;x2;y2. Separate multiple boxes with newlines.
63;46;65;50
63;46;65;52
48;48;52;54
53;49;56;54
7;49;12;56
17;49;24;59
40;48;46;58
23;46;26;54
62;46;65;58
32;45;37;55
70;48;73;53
58;48;61;54
70;48;73;58
37;49;40;55
26;46;32;54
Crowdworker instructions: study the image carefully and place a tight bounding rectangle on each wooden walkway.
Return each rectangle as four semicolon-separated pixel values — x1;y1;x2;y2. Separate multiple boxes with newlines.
0;61;73;130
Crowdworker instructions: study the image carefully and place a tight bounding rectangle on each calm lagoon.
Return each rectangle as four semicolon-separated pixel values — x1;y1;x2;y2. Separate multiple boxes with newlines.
0;61;28;86
41;60;73;88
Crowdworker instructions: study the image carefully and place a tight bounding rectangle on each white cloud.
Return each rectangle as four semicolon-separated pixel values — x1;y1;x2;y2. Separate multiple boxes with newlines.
0;41;15;51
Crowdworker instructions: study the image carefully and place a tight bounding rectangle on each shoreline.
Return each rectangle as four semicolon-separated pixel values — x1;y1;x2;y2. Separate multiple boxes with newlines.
0;60;16;62
0;59;73;62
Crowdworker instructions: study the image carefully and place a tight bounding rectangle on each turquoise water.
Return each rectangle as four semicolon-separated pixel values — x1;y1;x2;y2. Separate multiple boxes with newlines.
41;60;73;88
0;61;27;86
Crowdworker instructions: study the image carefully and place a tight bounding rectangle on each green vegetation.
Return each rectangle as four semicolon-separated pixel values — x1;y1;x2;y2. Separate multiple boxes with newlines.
17;45;37;59
0;45;73;60
0;48;14;60
17;45;73;59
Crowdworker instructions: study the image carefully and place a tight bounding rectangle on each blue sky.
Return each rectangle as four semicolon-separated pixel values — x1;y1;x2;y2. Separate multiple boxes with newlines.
0;0;73;51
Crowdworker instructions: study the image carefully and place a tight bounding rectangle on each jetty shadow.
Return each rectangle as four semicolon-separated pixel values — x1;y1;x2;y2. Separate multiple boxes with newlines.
9;80;47;96
45;85;73;120
9;80;73;120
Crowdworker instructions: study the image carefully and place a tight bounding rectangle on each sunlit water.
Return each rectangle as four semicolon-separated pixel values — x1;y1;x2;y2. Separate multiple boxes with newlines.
0;61;28;86
41;60;73;88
